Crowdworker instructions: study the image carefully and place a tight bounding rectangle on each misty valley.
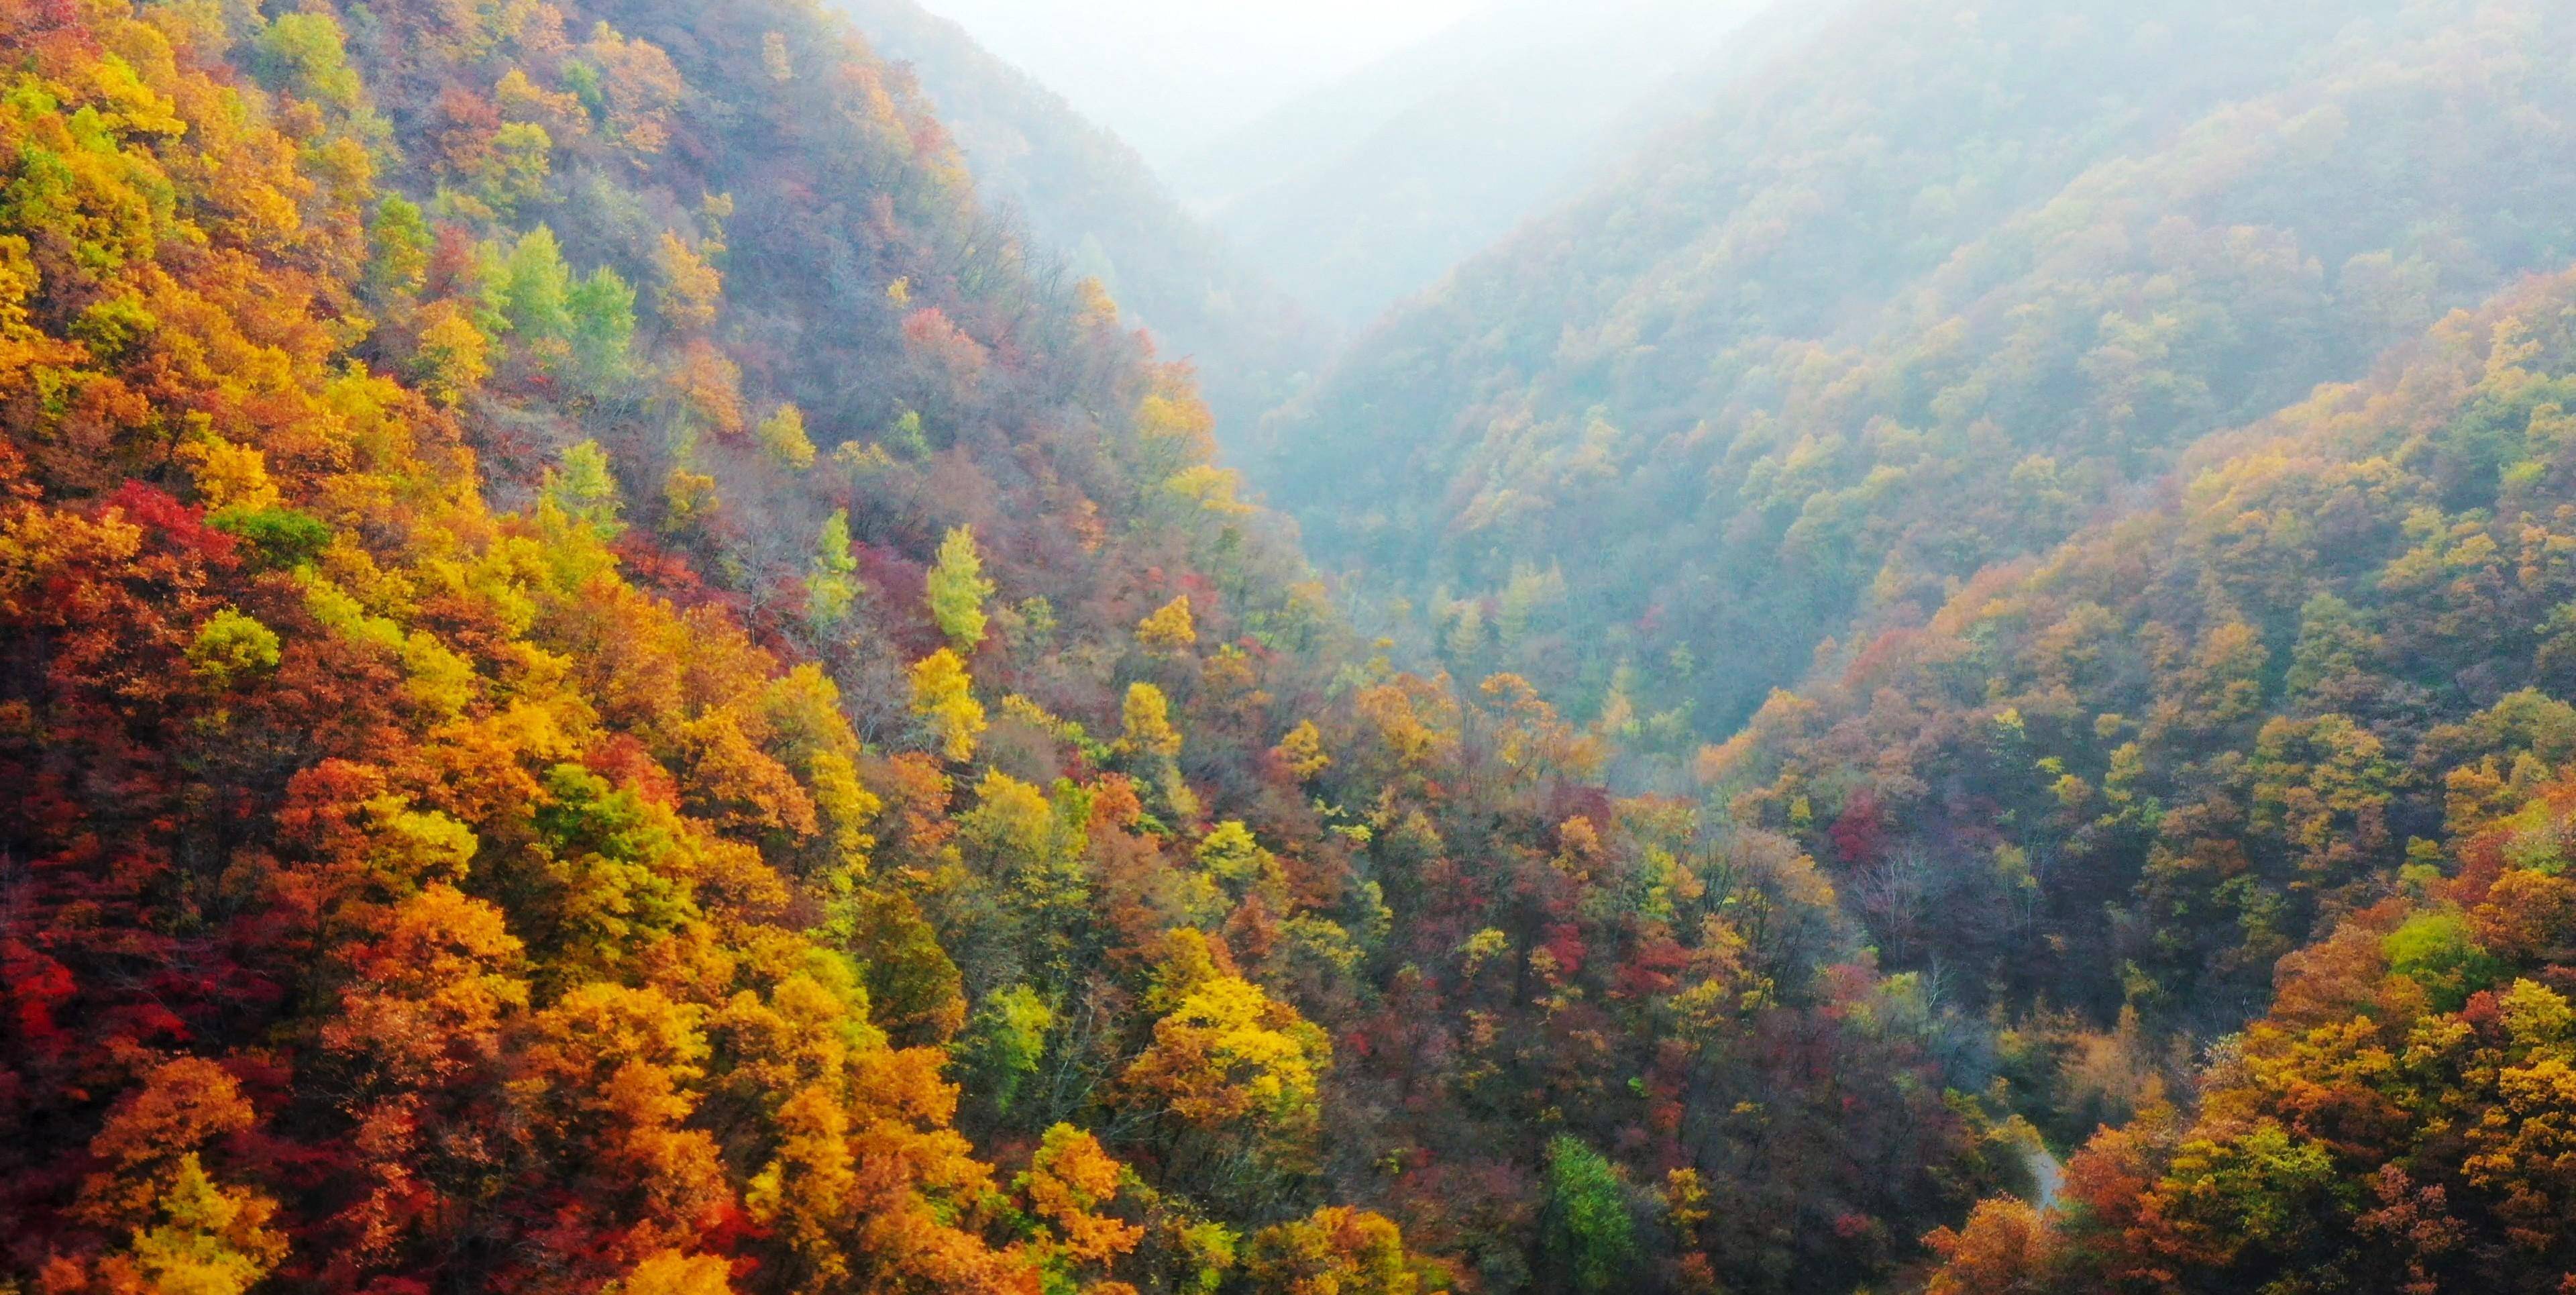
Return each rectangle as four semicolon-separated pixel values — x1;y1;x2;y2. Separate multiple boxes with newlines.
5;0;2575;1292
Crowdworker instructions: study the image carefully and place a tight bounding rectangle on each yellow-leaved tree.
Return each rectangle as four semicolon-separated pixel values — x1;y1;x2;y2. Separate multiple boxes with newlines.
910;648;987;762
1138;594;1196;652
1120;931;1330;1189
926;525;994;651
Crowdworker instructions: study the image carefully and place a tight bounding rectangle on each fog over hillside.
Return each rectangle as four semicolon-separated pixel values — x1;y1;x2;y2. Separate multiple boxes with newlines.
1169;0;1780;324
836;0;1333;440
15;0;2576;1292
910;0;1474;166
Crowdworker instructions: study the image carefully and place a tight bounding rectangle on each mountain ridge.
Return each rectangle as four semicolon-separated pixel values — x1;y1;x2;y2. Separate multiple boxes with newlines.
1169;0;1779;326
834;0;1333;443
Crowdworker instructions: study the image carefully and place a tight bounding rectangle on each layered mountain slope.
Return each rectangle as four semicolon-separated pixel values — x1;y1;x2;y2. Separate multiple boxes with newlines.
833;0;1330;439
1170;0;1779;327
1263;0;2576;757
0;0;2026;1290
1722;265;2576;1021
1871;264;2576;1295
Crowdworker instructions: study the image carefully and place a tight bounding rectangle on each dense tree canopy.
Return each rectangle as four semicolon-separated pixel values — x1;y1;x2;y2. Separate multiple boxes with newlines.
0;0;2022;1290
19;0;2576;1288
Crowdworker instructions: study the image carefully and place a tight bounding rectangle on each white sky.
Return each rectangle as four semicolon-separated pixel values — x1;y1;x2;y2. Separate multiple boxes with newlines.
914;0;1479;166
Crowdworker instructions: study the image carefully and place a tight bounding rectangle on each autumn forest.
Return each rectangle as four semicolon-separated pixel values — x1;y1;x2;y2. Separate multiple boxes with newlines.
3;0;2574;1291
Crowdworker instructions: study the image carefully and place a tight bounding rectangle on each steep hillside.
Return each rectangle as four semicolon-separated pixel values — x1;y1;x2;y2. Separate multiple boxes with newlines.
1170;0;1776;327
0;0;2022;1290
1263;0;2576;760
1900;267;2576;1295
1721;265;2576;1022
833;0;1330;439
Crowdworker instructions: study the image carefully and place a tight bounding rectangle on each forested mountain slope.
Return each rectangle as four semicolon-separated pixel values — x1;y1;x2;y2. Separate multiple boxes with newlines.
1166;0;1776;327
1890;262;2576;1295
830;0;1330;441
1261;0;2576;760
0;0;2030;1291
